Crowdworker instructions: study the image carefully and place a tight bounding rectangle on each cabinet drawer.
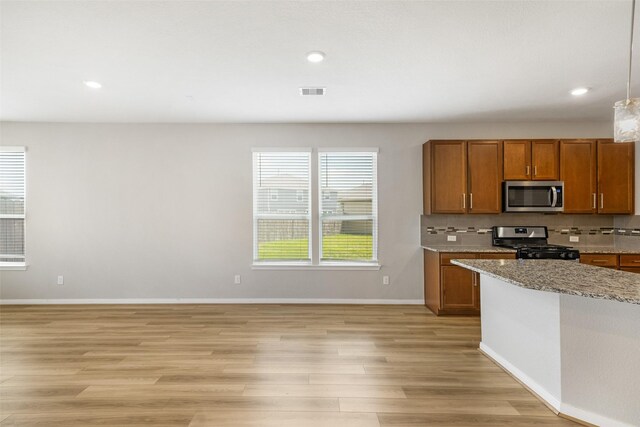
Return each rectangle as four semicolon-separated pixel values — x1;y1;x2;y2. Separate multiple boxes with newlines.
580;254;618;268
440;253;476;266
477;253;517;260
620;267;640;274
619;255;640;267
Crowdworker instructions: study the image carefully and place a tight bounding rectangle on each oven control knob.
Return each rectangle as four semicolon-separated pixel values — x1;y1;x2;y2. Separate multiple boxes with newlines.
534;253;542;259
560;252;566;259
528;252;535;259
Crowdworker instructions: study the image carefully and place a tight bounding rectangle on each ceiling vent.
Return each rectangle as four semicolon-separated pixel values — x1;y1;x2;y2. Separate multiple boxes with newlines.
299;87;326;96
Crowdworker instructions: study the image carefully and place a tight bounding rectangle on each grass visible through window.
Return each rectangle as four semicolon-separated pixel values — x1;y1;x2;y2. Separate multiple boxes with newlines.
258;234;372;261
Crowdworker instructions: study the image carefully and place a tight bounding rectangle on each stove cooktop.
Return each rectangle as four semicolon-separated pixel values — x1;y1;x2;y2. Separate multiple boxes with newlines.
492;226;580;260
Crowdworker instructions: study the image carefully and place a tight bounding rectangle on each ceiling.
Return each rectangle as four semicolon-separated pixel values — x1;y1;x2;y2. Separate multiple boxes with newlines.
1;0;639;123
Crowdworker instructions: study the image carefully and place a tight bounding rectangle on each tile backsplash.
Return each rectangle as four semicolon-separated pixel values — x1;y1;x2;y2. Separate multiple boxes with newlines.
421;214;640;249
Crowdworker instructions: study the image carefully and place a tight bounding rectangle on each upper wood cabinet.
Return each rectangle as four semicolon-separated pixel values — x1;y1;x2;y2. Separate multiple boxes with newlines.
503;140;559;181
597;140;635;214
467;141;503;213
423;140;502;214
560;140;597;214
426;140;467;214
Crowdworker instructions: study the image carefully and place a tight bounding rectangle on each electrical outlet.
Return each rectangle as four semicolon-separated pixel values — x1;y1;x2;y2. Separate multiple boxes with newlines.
234;274;241;285
447;235;457;242
57;275;64;285
569;236;580;243
383;275;390;285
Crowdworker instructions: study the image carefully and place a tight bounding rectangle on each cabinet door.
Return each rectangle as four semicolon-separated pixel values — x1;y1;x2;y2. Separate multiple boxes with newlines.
468;141;503;213
597;141;635;214
431;141;467;213
441;266;477;310
580;254;618;269
560;140;597;213
503;140;531;180
532;140;559;180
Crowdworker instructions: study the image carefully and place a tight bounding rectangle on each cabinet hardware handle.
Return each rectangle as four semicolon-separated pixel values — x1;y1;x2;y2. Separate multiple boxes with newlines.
534;166;537;176
462;193;466;209
526;165;530;176
473;274;478;287
591;260;608;263
592;193;596;209
470;193;473;209
632;260;640;263
600;194;604;209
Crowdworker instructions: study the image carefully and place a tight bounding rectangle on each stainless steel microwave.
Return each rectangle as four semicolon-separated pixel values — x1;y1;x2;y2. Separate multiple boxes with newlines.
503;181;564;213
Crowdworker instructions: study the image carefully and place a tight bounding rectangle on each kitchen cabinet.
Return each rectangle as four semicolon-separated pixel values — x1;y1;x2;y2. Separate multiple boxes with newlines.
560;140;597;214
424;251;516;315
467;141;503;213
423;140;502;214
580;253;640;273
597;141;635;214
427;141;467;214
503;140;559;181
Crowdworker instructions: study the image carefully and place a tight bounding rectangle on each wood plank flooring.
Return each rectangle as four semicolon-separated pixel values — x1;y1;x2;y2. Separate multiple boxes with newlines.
0;304;577;426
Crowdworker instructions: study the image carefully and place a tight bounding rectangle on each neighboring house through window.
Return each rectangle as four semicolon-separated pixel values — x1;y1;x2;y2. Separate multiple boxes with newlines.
0;146;26;269
252;148;378;267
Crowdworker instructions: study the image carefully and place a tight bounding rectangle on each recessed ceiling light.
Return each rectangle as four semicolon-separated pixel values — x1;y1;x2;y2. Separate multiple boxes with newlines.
306;51;325;63
570;87;589;96
83;81;102;89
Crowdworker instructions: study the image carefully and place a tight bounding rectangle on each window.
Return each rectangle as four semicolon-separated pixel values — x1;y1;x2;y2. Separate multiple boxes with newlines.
319;151;377;263
0;146;26;268
252;148;378;267
253;150;311;262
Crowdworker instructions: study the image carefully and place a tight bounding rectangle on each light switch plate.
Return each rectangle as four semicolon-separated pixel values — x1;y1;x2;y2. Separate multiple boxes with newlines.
569;236;579;243
447;235;457;242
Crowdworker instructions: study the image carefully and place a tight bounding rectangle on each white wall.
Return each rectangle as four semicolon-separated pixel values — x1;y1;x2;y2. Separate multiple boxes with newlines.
0;122;613;301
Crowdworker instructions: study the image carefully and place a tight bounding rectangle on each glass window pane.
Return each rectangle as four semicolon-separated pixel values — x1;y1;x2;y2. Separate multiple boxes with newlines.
257;219;309;261
322;219;373;261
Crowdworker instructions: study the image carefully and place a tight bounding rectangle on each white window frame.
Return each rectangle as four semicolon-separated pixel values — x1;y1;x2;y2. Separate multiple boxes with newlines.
0;146;27;270
318;150;378;266
252;147;380;270
252;149;312;265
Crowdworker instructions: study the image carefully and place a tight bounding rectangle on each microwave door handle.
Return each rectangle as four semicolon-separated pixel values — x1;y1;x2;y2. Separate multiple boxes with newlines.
550;186;558;207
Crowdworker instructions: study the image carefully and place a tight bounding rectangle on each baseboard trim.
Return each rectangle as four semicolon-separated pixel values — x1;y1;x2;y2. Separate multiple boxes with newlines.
0;298;424;305
479;343;561;412
479;343;631;427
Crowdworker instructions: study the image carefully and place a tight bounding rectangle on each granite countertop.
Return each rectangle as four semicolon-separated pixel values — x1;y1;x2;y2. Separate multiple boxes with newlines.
422;245;516;253
452;259;640;305
422;245;640;254
578;247;640;254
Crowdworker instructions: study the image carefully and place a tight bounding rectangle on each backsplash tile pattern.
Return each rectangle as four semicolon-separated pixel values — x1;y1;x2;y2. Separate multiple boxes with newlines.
420;214;639;249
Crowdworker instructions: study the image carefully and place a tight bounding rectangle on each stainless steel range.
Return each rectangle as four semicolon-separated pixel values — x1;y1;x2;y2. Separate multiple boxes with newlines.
492;226;580;260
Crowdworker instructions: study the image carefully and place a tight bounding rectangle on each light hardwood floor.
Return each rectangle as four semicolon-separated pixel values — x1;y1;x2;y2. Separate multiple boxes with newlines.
0;304;577;426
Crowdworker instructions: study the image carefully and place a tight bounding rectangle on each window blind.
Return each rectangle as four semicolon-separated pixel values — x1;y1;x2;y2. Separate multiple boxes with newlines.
253;151;311;262
319;151;377;263
0;147;26;265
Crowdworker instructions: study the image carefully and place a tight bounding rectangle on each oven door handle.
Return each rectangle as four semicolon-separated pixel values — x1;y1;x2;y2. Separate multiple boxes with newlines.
550;186;558;207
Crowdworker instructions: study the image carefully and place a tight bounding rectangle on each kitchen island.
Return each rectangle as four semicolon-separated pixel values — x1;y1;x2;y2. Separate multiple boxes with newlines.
453;259;640;427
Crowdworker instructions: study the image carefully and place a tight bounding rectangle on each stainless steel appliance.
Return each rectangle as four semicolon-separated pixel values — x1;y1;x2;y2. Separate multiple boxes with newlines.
492;226;580;260
503;181;564;213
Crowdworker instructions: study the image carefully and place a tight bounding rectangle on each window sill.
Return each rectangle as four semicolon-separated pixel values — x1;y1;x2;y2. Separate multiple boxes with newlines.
252;262;381;271
0;263;27;271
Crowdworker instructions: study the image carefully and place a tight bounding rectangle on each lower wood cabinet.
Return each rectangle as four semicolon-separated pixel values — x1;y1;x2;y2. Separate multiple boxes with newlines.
424;251;516;315
579;253;640;273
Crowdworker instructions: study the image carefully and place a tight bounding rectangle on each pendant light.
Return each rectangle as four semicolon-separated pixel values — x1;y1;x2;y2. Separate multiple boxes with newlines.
614;0;640;142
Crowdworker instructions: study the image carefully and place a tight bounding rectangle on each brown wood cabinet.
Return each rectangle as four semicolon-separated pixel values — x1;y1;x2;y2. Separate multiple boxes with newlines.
580;253;640;273
423;140;502;214
503;140;559;181
597;141;635;214
426;141;467;214
560;140;597;214
467;141;503;213
424;251;516;315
